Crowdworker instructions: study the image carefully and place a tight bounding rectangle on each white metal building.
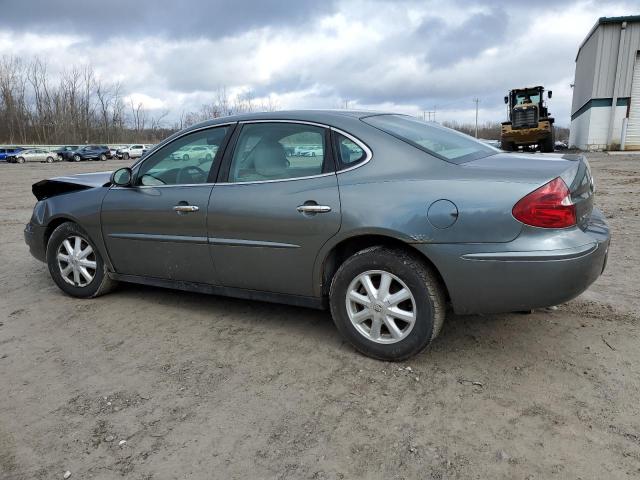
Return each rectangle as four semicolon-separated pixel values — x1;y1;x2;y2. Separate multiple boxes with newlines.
569;15;640;150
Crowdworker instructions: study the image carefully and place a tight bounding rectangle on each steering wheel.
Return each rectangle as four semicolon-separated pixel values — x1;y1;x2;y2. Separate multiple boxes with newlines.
176;165;207;184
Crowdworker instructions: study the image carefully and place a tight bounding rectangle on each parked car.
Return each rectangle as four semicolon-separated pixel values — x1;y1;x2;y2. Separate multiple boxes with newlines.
8;148;57;163
170;144;217;163
55;146;80;161
141;145;155;156
60;145;111;162
555;141;569;150
295;145;323;156
116;144;148;160
0;147;22;162
25;111;610;361
480;139;501;149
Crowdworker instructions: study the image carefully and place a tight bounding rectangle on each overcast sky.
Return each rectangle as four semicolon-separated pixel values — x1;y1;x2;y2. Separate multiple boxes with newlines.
0;0;637;126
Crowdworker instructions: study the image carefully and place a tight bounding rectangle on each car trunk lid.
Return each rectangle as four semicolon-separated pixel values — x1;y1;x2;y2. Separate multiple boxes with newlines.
463;153;595;229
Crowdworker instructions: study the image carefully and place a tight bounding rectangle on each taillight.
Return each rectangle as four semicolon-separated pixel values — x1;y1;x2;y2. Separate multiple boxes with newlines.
512;177;576;228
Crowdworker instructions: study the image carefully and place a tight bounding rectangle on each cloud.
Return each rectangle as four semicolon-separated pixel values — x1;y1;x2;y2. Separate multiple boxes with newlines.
0;0;638;127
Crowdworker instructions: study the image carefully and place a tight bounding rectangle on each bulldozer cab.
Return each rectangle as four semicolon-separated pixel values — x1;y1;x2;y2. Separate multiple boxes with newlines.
504;87;551;121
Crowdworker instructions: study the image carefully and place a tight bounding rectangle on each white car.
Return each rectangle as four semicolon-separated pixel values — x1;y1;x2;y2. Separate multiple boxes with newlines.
294;145;323;157
173;145;218;163
116;144;149;160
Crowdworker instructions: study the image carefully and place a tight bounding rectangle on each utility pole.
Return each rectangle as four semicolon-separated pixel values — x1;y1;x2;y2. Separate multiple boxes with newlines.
422;109;436;122
473;98;480;138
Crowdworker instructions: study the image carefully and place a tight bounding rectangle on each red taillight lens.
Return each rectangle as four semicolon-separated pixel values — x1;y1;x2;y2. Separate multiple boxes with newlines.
512;177;576;228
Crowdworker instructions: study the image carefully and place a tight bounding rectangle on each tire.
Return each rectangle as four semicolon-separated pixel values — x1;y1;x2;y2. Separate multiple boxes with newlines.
16;157;25;164
329;246;446;361
100;154;107;161
540;133;554;153
501;141;515;152
46;222;115;299
46;156;54;163
73;154;81;162
123;152;130;160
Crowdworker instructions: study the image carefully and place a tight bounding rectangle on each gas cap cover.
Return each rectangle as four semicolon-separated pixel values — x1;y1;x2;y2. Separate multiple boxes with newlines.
427;199;459;229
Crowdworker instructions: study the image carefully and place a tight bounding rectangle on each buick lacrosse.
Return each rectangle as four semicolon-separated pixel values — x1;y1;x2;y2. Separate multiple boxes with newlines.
25;111;610;360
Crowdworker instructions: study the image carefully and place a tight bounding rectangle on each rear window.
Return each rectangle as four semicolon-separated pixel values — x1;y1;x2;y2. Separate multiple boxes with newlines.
362;114;498;164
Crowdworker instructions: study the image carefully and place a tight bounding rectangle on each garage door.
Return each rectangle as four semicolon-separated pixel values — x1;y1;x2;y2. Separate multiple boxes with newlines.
626;51;640;150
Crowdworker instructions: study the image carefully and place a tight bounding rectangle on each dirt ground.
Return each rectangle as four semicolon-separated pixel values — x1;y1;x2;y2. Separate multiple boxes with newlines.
1;153;639;480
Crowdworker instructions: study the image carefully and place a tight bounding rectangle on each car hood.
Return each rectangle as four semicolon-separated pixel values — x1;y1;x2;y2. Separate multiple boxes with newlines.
32;171;112;200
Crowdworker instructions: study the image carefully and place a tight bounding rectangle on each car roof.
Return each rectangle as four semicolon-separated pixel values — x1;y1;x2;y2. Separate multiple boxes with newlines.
188;109;390;129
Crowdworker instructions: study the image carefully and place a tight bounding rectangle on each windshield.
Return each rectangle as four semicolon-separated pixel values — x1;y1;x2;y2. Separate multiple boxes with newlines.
363;114;498;164
514;91;541;105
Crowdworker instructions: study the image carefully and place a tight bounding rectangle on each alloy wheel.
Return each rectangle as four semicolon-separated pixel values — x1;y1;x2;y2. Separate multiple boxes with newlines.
345;270;417;344
57;235;97;287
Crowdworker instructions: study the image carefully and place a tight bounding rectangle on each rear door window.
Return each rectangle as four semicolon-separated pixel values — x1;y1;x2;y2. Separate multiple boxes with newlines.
228;123;328;183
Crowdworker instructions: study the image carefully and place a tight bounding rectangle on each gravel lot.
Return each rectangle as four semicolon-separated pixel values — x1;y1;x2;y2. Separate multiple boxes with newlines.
1;153;639;479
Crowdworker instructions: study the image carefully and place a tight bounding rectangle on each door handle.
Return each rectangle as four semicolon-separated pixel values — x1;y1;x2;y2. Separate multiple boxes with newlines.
297;205;331;214
173;205;199;213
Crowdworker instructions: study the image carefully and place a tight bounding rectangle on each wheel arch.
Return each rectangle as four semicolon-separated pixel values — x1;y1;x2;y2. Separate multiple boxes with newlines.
44;216;79;251
43;214;114;272
316;233;451;303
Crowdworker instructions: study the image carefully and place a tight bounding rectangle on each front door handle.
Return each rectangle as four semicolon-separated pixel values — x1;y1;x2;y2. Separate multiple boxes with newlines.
173;205;199;213
297;205;331;214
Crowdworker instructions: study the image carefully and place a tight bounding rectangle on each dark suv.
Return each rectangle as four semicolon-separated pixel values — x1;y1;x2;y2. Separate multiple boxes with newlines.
61;145;111;162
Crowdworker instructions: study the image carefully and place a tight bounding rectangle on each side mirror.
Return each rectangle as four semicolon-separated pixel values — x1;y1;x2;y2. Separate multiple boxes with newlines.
504;96;509;104
111;167;133;187
548;90;553;99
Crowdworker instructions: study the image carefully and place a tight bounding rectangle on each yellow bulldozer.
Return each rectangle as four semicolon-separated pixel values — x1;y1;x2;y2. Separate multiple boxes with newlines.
501;86;554;152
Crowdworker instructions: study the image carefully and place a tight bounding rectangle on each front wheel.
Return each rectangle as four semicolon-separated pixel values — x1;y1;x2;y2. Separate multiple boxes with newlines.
329;246;446;361
73;154;81;162
123;152;130;160
46;222;115;298
540;134;555;153
100;154;107;161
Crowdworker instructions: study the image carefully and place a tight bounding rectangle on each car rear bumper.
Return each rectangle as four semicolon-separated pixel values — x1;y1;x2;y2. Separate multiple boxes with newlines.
24;222;47;262
415;208;611;315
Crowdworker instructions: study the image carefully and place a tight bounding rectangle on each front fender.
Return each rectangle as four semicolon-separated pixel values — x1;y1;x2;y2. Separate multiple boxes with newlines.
35;187;114;271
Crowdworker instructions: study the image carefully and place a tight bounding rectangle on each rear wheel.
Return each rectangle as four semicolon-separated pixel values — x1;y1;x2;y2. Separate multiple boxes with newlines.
46;222;115;298
329;246;445;361
46;156;54;163
16;156;25;164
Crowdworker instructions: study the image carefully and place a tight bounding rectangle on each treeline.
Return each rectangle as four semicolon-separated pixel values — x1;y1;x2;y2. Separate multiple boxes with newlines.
0;56;278;145
443;120;569;142
2;55;570;146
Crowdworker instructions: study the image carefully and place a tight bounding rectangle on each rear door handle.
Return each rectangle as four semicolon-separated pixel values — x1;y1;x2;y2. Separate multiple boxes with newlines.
297;205;331;214
173;205;199;213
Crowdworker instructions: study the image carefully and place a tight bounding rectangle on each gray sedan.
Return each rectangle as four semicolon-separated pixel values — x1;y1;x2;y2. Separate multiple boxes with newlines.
11;148;58;163
24;111;610;360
